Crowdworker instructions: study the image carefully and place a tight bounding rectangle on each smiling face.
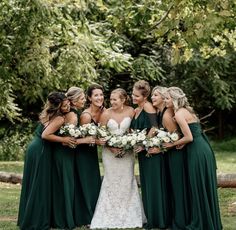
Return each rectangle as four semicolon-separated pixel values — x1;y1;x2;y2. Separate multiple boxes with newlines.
131;88;146;106
89;88;104;107
60;99;70;113
151;90;164;108
72;92;86;109
110;92;124;110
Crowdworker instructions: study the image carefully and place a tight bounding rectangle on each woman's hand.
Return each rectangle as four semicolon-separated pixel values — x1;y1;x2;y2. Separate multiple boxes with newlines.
147;147;161;155
162;142;174;149
62;136;77;148
134;145;144;153
76;136;96;145
108;147;123;155
96;138;107;146
176;144;185;149
63;137;76;145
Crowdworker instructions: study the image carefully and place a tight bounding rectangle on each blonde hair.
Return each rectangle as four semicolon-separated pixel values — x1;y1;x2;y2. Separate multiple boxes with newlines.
39;92;67;124
152;86;167;99
133;80;151;97
111;88;130;105
66;86;84;104
167;87;195;114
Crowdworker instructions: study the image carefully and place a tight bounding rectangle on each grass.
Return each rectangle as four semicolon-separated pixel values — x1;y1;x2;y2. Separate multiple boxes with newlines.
0;182;235;230
0;138;235;229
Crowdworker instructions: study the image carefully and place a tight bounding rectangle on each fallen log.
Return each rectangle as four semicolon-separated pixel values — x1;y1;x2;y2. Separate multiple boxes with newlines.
217;173;236;188
0;172;236;188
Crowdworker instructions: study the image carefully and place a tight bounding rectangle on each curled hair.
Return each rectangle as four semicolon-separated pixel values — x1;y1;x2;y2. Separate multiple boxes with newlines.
152;86;168;99
167;87;195;114
111;88;130;106
133;80;151;97
39;92;67;124
66;86;84;103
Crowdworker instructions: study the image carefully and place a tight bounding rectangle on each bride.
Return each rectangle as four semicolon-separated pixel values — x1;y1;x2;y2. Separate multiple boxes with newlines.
90;88;146;229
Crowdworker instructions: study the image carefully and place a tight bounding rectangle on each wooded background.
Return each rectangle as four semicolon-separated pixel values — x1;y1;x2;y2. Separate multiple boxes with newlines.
1;0;236;139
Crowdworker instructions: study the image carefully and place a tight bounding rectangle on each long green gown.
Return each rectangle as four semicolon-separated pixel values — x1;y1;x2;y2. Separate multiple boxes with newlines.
51;128;76;229
185;123;222;230
130;109;171;229
158;108;190;229
17;123;52;230
74;111;101;226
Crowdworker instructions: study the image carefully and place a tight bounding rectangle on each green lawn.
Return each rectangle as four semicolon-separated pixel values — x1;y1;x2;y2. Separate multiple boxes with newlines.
0;139;236;229
0;182;235;230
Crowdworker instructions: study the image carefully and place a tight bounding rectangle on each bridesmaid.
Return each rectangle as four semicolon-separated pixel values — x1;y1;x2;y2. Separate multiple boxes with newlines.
149;86;190;229
164;86;222;229
130;80;171;229
74;83;105;225
41;92;79;229
65;86;96;227
18;92;76;230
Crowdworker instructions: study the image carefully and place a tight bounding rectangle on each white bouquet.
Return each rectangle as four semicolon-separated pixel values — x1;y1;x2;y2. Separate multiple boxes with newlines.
79;123;97;137
59;123;82;138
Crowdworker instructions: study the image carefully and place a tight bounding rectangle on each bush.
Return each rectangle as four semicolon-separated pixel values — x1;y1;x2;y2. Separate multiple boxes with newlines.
0;121;35;161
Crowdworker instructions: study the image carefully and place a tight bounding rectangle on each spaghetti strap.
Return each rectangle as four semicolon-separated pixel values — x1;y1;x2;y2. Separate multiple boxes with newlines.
42;115;66;131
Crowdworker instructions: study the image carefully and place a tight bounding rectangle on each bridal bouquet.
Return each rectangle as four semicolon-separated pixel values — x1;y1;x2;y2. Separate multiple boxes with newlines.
106;129;147;158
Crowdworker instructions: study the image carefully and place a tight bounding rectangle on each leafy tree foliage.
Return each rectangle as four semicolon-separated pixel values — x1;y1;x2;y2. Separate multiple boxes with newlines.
0;0;236;136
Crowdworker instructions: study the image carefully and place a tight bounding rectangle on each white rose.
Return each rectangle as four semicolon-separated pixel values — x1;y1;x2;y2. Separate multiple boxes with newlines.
162;136;171;143
157;130;167;138
131;139;136;146
69;129;76;137
68;124;75;129
170;133;179;141
121;139;128;146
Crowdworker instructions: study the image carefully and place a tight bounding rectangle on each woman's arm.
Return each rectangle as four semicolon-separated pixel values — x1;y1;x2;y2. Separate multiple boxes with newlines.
163;110;193;148
42;116;76;146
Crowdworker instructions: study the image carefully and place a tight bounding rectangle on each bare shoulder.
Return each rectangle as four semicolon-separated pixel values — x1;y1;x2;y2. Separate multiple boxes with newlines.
99;108;111;125
175;109;188;122
80;110;92;124
65;111;77;123
50;115;65;126
143;101;156;113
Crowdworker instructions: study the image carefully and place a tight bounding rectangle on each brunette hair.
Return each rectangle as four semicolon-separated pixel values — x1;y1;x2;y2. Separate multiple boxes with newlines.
39;92;67;124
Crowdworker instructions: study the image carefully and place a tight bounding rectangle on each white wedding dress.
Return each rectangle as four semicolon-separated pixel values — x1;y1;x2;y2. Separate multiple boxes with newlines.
90;117;146;229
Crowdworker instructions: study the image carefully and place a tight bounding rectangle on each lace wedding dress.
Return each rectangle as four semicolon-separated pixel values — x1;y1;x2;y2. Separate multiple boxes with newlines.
90;117;146;229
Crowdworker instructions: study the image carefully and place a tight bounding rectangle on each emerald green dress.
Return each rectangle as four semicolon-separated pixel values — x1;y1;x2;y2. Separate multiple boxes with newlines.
51;129;76;229
130;109;171;229
17;123;52;230
185;123;222;229
74;112;101;226
158;108;190;229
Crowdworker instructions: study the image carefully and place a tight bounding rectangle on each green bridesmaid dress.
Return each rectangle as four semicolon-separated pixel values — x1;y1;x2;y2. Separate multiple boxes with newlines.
130;109;171;229
186;123;222;230
51;130;76;229
158;108;190;229
17;123;52;230
74;111;101;226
